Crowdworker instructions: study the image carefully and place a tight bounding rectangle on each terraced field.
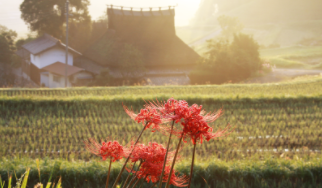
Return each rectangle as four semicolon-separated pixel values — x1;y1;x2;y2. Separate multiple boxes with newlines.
1;77;322;161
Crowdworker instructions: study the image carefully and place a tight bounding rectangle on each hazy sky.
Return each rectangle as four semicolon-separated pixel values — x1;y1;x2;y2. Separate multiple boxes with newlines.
0;0;201;38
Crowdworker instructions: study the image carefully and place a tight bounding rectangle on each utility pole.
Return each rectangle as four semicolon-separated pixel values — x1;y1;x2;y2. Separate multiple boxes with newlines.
65;0;69;87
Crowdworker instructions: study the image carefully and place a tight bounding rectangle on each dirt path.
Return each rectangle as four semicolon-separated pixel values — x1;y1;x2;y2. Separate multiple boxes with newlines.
243;68;322;83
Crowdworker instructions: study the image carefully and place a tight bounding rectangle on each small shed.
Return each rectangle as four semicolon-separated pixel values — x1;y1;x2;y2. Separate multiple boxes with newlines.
40;62;93;87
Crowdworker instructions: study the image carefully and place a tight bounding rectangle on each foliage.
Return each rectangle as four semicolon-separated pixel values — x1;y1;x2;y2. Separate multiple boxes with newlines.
0;25;17;65
68;9;92;52
89;69;115;86
217;15;244;39
1;158;322;188
190;33;261;84
20;0;91;42
15;34;36;50
90;15;108;43
0;25;18;86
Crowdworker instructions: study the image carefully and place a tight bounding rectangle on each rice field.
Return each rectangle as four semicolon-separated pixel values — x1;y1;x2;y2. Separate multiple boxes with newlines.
1;78;322;161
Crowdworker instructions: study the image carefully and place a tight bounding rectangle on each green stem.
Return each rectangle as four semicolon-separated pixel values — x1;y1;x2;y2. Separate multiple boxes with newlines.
105;158;112;188
165;133;184;188
112;123;148;188
122;161;137;188
158;120;175;188
126;162;142;188
187;143;197;188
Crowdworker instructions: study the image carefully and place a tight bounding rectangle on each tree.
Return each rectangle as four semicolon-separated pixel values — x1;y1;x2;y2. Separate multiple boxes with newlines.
20;0;91;41
217;15;244;39
15;33;37;49
68;9;92;52
90;15;108;43
0;25;17;64
0;25;18;85
189;33;261;84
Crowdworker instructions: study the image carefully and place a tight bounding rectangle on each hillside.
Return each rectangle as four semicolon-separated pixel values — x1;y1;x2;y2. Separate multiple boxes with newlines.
183;0;322;48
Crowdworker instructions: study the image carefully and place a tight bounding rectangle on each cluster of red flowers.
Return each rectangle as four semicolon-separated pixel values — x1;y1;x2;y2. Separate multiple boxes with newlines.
86;98;233;188
125;98;231;145
127;142;187;187
124;106;164;132
84;139;129;162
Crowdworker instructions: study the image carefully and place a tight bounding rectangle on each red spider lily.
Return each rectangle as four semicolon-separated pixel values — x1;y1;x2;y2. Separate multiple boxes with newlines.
84;139;129;188
137;163;188;187
128;142;174;164
164;101;233;188
181;105;228;145
123;105;164;132
84;138;129;161
126;142;186;187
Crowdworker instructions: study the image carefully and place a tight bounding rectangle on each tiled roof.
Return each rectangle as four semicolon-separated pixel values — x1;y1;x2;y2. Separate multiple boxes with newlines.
22;34;81;55
41;62;84;76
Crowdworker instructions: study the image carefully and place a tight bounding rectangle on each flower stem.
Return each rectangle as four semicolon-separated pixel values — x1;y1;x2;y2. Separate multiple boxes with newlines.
126;177;137;188
122;161;137;188
112;123;148;188
165;132;184;188
105;158;112;188
187;143;197;188
149;182;158;188
158;120;175;188
138;175;147;188
126;162;142;188
131;178;141;188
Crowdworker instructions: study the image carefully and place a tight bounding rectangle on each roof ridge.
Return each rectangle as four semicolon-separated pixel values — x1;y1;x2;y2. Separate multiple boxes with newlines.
43;33;60;44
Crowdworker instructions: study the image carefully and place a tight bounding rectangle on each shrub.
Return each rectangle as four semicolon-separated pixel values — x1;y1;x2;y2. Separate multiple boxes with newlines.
190;33;261;84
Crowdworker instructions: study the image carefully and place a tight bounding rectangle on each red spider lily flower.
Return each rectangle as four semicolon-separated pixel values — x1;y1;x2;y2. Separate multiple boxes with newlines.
162;98;189;122
84;138;129;161
123;105;164;132
128;142;174;164
180;104;231;145
134;162;188;187
127;142;186;187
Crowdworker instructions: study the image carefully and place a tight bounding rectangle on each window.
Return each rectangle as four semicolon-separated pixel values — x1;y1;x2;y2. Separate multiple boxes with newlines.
53;75;61;83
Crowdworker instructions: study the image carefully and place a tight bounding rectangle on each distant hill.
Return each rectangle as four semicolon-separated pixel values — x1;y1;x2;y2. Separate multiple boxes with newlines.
192;0;322;26
182;0;322;49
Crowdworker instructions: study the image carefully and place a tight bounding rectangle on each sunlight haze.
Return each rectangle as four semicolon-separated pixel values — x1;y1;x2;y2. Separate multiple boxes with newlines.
0;0;201;37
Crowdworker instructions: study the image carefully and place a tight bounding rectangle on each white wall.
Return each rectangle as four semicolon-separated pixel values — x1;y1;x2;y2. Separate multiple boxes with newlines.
30;47;73;69
40;72;49;87
46;72;72;88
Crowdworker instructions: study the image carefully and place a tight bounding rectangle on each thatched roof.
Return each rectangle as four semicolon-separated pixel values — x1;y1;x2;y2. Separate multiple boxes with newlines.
82;8;199;68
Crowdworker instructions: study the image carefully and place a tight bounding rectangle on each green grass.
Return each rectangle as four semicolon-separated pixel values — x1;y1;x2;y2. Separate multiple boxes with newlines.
259;46;322;69
1;158;322;188
260;46;322;58
2;75;322;99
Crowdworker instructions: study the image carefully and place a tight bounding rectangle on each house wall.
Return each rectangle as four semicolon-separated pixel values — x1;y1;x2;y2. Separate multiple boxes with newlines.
40;72;49;87
30;47;73;69
71;72;94;86
46;72;72;88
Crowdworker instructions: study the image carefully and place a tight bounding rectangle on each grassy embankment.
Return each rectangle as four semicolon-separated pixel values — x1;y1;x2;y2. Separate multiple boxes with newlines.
260;46;322;69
